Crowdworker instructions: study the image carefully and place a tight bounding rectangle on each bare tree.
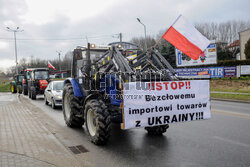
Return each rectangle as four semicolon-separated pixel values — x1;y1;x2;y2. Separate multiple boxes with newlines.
130;36;156;50
195;20;250;44
5;66;16;77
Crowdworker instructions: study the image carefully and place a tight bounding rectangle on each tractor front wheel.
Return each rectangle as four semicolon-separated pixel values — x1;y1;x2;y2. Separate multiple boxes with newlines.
10;84;17;94
62;83;84;128
85;99;111;145
30;86;36;100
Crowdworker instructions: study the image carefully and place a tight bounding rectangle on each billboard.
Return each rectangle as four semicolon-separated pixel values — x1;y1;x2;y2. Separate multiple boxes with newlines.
240;65;250;75
176;43;217;67
224;66;237;77
209;67;224;78
175;67;226;79
175;68;210;79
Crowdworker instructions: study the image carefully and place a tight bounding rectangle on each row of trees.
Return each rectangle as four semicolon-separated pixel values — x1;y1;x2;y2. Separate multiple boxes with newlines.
195;20;250;44
130;20;250;67
131;20;250;50
2;20;250;77
4;51;73;77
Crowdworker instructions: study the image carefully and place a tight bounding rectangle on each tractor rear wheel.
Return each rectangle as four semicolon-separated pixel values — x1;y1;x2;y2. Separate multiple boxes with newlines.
30;86;36;100
145;125;169;136
85;99;111;145
63;83;84;128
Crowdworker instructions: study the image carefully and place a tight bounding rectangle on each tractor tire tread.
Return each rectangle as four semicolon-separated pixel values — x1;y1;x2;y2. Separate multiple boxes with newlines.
63;83;84;128
85;99;111;145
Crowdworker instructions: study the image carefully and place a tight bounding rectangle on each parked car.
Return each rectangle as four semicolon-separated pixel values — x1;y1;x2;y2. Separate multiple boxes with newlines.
44;80;64;109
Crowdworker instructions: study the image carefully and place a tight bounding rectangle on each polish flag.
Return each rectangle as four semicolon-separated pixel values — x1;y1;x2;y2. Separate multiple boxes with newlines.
162;15;210;60
48;61;56;70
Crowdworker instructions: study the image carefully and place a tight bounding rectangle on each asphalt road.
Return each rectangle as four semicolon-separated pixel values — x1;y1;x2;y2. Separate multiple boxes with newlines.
21;95;250;167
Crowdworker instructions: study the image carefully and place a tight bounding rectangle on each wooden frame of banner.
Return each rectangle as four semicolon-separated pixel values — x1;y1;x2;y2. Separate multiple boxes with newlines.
120;83;125;130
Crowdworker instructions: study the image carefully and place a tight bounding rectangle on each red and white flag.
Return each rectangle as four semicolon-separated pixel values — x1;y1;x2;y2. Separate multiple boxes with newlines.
162;15;210;60
48;61;56;70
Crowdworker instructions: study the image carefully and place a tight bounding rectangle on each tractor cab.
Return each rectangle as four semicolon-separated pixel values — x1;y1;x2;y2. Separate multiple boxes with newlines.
32;69;49;80
16;74;24;85
27;68;49;100
72;44;109;78
10;74;24;94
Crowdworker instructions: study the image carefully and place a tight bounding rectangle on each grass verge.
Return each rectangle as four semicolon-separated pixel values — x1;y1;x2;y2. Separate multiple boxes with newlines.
210;88;250;93
210;78;250;94
210;93;250;102
0;83;10;92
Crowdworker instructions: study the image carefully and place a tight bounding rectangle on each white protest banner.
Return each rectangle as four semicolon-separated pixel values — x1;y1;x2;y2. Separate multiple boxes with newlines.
122;80;210;129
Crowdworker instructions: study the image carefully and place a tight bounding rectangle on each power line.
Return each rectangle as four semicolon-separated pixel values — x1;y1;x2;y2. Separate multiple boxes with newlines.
0;37;82;41
0;33;121;41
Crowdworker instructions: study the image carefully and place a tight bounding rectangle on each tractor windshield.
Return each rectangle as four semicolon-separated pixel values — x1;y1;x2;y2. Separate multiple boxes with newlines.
34;71;48;80
25;72;30;79
18;75;24;82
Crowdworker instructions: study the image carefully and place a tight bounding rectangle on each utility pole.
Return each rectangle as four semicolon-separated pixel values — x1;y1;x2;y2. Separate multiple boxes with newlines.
6;27;23;75
119;33;122;46
136;18;147;51
85;36;88;43
56;50;62;78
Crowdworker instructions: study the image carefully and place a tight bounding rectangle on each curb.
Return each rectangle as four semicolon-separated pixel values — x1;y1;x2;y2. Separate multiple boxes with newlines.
211;98;250;104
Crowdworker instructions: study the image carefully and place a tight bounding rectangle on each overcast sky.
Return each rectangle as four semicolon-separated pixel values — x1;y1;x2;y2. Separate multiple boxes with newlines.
0;0;249;70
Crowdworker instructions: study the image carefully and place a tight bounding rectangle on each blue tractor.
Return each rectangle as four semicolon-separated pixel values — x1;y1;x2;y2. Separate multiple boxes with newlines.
62;43;177;145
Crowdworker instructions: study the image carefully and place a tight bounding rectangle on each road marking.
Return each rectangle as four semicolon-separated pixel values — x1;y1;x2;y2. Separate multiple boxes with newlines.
212;110;250;119
214;136;250;148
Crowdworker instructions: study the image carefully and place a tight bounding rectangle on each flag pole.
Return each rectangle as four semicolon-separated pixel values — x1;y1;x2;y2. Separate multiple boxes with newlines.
153;36;163;48
153;14;182;48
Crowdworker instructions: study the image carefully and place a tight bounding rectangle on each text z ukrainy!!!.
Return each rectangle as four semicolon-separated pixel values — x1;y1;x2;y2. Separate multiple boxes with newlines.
128;102;208;127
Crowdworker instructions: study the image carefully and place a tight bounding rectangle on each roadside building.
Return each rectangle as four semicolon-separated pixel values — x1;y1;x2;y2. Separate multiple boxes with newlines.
227;40;240;60
239;28;250;60
49;71;68;78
